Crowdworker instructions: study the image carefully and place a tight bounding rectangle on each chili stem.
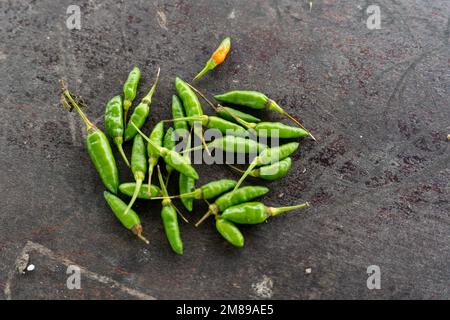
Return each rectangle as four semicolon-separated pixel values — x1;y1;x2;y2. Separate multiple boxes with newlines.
157;166;189;223
141;67;161;105
232;158;259;192
269;202;310;216
124;176;143;216
195;209;213;227
115;138;130;168
60;80;95;131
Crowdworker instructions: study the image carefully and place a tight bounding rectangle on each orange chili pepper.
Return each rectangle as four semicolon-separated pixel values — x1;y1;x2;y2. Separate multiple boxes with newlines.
194;37;231;81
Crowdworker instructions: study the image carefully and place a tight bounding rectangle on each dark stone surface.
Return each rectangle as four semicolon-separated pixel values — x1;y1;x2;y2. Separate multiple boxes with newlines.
0;0;449;299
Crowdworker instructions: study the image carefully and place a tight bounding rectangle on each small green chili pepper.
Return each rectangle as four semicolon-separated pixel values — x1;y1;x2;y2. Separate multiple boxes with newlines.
123;66;141;123
163;127;176;179
104;95;130;167
184;135;267;155
229;157;292;181
171;95;190;144
195;186;269;227
60;81;119;194
124;67;160;141
194;37;231;81
221;201;309;224
179;130;196;212
215;216;244;248
124;135;148;215
119;183;161;199
214;90;315;140
146;121;165;193
103;191;149;244
216;105;261;124
233;142;299;191
132;123;199;180
157;167;183;254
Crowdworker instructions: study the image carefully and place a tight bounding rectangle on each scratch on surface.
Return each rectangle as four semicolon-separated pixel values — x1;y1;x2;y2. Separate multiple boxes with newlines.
4;241;155;300
156;10;168;30
252;275;273;298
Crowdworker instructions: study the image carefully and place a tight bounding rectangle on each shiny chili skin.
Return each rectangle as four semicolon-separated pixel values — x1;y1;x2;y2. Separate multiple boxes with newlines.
123;66;141;122
194;37;231;81
60;82;119;194
119;183;161;199
231;157;292;181
163;127;176;175
250;122;308;138
147;121;165;189
198;179;237;199
208;136;267;154
172;95;189;132
158;168;183;254
215;216;244;248
103;191;148;244
124;68;160;141
221;201;309;225
175;77;203;126
216;106;261;124
214;186;269;212
104;95;129;167
124;135;148;214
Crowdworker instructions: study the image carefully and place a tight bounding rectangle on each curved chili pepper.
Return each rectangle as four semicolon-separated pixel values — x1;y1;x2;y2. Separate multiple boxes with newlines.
232;142;299;191
124;67;160;141
214;90;315;140
124;135;148;215
221;201;309;224
104;95;130;167
216;106;261;124
194;37;231;81
60;81;119;194
215;216;244;248
195;186;269;227
229;157;292;181
123;66;141;123
119;183;161;199
103;191;149;244
157;166;183;254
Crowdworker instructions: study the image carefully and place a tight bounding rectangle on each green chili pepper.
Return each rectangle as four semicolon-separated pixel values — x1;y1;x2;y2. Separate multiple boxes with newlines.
214;90;315;140
132;123;199;180
221;201;309;224
157;167;183;254
123;66;141;123
60;81;119;194
119;183;161;199
171;95;190;144
124;67;160;141
163;127;176;179
104;95;130;167
229;157;292;181
103;191;149;244
179;129;196;211
194;37;231;81
124;135;148;215
216;105;261;124
184;135;267;155
215;216;244;247
233;142;299;191
195;186;269;227
146;121;164;193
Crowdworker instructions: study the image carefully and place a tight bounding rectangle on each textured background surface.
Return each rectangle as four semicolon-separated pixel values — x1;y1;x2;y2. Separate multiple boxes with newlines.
0;0;449;299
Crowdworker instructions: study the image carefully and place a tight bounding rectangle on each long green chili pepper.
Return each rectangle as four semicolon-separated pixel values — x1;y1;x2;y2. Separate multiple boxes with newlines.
60;81;119;194
123;66;141;123
179;131;196;212
124;135;148;215
195;186;269;227
172;95;189;142
183;135;267;155
103;191;149;244
228;157;292;181
164;114;248;137
233;142;299;191
214;90;316;140
216;105;261;124
221;201;309;225
163;127;176;181
215;216;244;248
146;121;164;193
104;95;130;167
194;37;231;81
124;67;160;141
119;183;161;199
157;166;183;254
132;122;199;180
154;179;237;201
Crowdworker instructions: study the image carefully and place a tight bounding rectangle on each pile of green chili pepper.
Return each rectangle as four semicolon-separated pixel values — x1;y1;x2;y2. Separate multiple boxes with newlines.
58;35;314;253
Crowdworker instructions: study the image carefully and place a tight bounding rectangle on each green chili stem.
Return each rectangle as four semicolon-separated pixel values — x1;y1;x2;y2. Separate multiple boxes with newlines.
193;60;216;81
227;164;245;174
156;166;189;223
232;157;260;192
141;67;161;105
124;176;143;215
165;171;172;188
114;138;130;167
268;202;310;216
195;210;213;227
60;80;95;131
